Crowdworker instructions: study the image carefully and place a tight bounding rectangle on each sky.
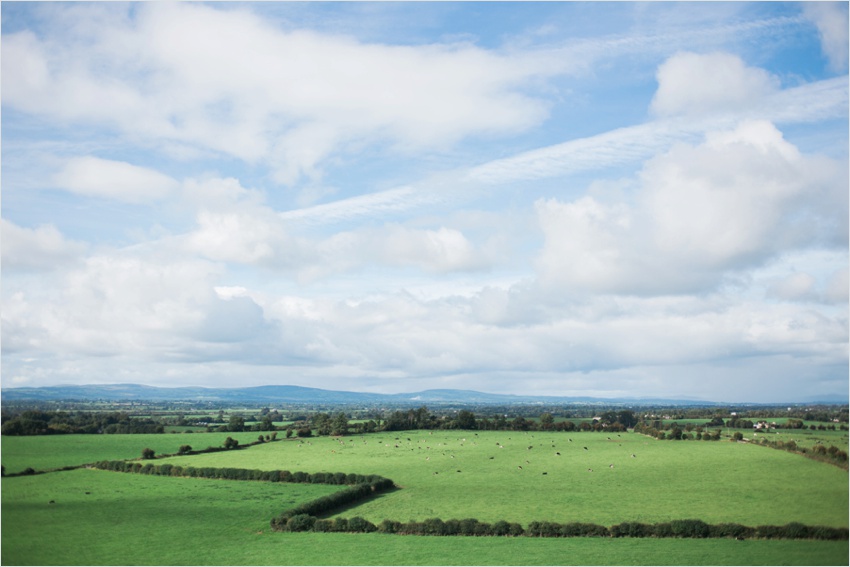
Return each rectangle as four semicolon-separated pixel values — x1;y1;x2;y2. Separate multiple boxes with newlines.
1;1;848;403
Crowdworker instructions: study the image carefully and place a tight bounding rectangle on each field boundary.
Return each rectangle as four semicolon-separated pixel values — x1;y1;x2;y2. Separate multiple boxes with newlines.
84;460;848;541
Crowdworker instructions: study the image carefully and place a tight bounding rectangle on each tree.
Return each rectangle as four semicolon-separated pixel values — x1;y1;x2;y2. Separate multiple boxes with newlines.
331;412;349;436
228;415;245;432
177;445;192;455
454;410;477;430
616;410;637;428
141;447;155;459
223;437;239;449
540;413;555;429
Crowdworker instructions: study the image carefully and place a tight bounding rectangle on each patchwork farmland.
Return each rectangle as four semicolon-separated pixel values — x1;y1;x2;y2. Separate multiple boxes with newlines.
2;427;847;565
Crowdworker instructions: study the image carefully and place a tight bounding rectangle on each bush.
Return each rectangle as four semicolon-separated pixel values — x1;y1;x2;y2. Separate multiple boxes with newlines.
285;514;316;532
141;448;155;459
492;520;512;536
347;517;376;533
378;519;401;534
670;519;710;538
782;522;809;539
560;522;609;537
509;522;526;536
423;518;445;536
756;525;784;539
710;523;754;539
611;522;653;538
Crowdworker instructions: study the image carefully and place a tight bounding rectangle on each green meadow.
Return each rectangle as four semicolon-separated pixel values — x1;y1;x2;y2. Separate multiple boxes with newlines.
0;432;246;474
2;430;848;565
157;430;848;527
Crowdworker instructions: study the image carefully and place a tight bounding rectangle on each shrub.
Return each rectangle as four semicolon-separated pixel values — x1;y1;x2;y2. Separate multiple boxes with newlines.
710;523;754;539
492;520;512;536
348;516;376;533
782;522;809;540
423;518;446;536
611;522;653;538
285;514;316;532
177;444;192;455
141;448;155;459
670;519;710;538
756;525;784;539
559;522;609;537
458;518;482;536
509;522;526;536
378;519;400;534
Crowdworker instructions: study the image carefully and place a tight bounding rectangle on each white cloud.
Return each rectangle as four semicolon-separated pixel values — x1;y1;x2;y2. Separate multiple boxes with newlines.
3;2;562;186
767;272;818;301
54;157;179;203
824;267;850;304
534;120;847;295
803;2;849;72
650;51;779;117
1;219;87;272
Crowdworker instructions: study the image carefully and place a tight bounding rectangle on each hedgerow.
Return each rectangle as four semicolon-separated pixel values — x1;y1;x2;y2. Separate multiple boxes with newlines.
88;460;847;541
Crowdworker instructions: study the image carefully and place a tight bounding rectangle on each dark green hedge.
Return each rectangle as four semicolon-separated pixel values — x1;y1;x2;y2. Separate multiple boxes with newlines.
280;516;849;540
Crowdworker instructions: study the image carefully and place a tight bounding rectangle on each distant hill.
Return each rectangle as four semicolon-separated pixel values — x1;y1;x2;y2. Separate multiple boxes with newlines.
1;383;844;406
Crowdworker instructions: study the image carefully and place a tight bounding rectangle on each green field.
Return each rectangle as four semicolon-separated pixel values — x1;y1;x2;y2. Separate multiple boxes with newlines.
2;430;848;565
0;432;248;474
156;430;849;527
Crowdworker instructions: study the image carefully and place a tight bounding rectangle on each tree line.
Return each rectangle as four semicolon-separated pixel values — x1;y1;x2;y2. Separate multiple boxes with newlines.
1;410;164;435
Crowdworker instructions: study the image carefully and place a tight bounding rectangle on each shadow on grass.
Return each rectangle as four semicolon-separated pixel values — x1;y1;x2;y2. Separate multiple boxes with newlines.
317;485;402;518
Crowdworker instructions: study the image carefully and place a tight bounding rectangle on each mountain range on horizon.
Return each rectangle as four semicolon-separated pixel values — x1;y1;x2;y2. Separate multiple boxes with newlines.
1;383;845;406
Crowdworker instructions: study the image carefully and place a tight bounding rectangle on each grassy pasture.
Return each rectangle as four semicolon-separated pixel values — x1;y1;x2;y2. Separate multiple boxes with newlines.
156;430;849;527
2;467;847;566
1;468;340;565
749;427;849;451
0;432;245;473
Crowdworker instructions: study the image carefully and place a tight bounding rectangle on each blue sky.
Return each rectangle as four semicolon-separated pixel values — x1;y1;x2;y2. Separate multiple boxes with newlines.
2;1;848;402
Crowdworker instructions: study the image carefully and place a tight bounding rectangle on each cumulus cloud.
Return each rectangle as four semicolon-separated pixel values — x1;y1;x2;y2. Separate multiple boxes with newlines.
803;1;849;72
2;2;561;186
534;120;847;295
1;219;87;272
651;51;780;117
53;157;179;203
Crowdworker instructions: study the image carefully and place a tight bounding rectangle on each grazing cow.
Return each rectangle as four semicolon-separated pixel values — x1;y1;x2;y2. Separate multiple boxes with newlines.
518;466;523;470
556;452;561;455
583;447;588;450
49;500;55;504
542;472;547;475
631;454;636;458
609;464;614;468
